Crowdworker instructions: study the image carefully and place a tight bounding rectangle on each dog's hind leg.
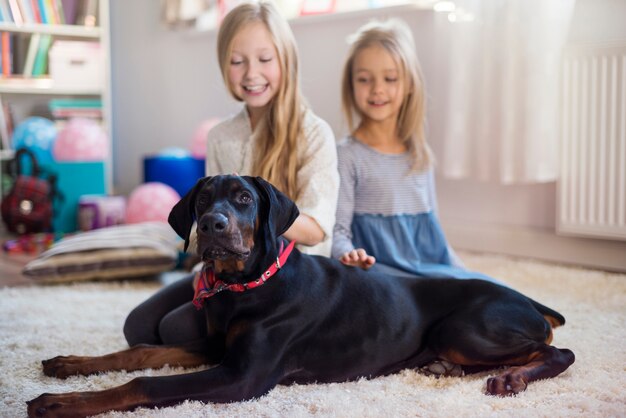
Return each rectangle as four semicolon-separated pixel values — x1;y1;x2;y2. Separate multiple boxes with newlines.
484;344;574;395
425;295;575;395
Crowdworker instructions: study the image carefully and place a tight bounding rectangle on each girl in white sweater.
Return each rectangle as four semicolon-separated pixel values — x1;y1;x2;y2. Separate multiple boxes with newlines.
124;1;338;347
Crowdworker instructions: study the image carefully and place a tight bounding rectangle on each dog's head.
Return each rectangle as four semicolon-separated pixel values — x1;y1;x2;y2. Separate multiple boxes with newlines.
168;175;299;275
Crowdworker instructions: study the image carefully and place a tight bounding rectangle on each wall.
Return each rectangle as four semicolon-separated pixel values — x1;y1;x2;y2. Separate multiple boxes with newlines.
109;0;626;271
109;3;434;194
433;0;626;271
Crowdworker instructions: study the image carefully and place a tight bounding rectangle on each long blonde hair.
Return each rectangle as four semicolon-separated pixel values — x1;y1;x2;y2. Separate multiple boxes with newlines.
217;1;304;199
341;19;433;170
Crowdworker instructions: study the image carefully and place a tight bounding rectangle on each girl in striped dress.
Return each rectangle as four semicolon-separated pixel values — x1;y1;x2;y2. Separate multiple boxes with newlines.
332;19;496;283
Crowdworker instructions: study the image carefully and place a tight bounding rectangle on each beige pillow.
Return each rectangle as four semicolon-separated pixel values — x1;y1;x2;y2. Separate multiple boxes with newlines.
23;222;179;283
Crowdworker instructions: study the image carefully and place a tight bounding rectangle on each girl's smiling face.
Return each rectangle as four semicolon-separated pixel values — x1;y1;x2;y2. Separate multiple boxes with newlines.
227;21;282;114
351;45;406;124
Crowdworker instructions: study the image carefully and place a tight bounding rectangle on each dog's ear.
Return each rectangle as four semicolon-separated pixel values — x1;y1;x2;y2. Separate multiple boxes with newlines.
168;176;211;251
246;176;299;238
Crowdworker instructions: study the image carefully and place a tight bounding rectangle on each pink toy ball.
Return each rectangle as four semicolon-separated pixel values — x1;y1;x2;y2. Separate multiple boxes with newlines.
190;118;220;158
53;118;109;161
125;182;181;224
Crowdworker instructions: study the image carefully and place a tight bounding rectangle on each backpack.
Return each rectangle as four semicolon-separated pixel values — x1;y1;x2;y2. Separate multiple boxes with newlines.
1;148;57;234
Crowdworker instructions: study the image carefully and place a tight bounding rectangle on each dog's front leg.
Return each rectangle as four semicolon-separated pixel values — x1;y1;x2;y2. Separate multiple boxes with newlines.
42;340;215;379
27;364;280;417
27;377;147;418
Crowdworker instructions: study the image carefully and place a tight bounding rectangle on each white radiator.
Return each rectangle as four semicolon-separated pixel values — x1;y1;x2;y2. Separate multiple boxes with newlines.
558;42;626;240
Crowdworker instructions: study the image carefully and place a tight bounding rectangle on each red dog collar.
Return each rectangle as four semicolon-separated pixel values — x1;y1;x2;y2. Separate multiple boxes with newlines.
193;240;296;309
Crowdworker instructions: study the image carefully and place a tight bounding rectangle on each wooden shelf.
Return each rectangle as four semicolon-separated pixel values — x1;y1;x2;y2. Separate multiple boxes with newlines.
183;2;429;35
0;149;15;160
0;22;101;38
0;78;102;95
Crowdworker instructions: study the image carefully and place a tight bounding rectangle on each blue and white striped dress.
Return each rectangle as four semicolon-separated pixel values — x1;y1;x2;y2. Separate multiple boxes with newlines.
332;136;497;282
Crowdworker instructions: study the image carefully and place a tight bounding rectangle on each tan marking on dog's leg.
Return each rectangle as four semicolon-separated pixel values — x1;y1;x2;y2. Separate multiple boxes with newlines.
27;378;151;417
544;314;562;329
485;345;575;396
42;344;210;379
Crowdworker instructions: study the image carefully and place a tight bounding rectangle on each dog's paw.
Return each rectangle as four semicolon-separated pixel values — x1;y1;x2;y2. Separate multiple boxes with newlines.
27;392;81;418
485;371;527;396
42;355;89;379
419;360;464;378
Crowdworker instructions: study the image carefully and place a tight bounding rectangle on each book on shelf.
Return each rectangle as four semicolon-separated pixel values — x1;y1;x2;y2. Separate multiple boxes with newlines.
51;107;101;118
49;97;102;119
32;0;67;25
0;1;8;22
20;0;37;23
31;32;51;76
1;31;11;76
54;0;65;24
49;97;101;108
22;31;39;76
0;0;99;26
47;0;60;24
60;0;78;25
0;32;29;76
38;0;58;24
15;0;34;24
36;0;48;23
30;0;42;23
7;0;23;24
11;32;29;74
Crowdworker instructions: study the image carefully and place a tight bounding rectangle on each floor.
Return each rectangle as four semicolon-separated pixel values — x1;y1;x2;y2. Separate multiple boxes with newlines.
0;251;34;286
0;224;39;287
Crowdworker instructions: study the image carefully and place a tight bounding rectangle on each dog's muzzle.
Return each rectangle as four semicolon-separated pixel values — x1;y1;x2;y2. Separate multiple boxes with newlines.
197;212;252;261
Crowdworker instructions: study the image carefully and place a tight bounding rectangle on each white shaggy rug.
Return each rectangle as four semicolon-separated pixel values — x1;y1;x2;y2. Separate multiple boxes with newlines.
1;252;625;418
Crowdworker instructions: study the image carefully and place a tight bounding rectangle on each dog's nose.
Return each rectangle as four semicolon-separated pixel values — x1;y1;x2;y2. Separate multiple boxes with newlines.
200;213;229;234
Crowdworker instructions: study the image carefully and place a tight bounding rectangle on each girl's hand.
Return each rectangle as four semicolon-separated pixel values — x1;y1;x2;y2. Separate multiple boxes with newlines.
339;248;376;270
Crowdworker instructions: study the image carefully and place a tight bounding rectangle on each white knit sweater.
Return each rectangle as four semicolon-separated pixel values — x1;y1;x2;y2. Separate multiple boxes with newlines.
205;108;339;256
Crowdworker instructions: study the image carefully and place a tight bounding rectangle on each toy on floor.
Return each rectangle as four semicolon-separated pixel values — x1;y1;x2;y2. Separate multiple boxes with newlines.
125;182;180;224
2;233;59;254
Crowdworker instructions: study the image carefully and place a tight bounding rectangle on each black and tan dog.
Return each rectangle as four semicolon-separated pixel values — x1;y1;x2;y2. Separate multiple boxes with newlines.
27;175;574;417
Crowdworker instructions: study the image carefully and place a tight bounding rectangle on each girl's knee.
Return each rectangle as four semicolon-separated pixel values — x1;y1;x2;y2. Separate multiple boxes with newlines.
123;306;160;346
159;304;207;345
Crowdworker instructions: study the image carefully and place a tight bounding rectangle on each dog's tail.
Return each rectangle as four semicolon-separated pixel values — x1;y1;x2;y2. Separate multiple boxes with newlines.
530;299;566;328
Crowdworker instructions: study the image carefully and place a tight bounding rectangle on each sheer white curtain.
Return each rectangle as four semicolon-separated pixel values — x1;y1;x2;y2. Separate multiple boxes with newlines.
436;0;575;184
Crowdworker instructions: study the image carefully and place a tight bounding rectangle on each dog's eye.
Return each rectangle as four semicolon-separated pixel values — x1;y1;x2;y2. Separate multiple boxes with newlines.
197;196;208;207
238;192;252;204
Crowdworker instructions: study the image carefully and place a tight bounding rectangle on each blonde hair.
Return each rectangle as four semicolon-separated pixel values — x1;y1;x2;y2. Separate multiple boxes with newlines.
217;1;304;199
341;19;433;170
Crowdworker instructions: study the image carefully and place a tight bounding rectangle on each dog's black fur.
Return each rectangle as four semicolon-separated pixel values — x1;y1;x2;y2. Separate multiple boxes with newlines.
27;175;574;417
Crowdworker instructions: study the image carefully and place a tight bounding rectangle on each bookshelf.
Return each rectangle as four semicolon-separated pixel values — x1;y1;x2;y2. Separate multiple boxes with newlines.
0;0;112;194
0;22;101;37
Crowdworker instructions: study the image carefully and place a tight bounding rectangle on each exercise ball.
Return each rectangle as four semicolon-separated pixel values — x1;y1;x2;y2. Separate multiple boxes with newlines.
190;118;220;158
125;182;181;224
12;117;57;167
53;118;108;161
